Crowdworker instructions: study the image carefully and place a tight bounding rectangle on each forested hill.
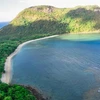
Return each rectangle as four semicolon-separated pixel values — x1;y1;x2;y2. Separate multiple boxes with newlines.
0;5;100;40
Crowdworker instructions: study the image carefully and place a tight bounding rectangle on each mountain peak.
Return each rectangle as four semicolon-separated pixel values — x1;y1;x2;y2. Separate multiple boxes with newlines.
28;5;55;13
0;5;100;38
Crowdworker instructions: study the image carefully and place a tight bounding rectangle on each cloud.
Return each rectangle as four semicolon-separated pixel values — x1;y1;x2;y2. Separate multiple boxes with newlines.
19;0;27;3
0;11;18;21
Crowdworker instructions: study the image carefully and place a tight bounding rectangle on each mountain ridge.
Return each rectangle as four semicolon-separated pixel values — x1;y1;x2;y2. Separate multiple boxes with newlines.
0;5;100;39
0;5;100;40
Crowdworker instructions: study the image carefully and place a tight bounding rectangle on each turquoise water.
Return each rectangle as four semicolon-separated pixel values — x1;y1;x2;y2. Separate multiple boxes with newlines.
11;34;100;100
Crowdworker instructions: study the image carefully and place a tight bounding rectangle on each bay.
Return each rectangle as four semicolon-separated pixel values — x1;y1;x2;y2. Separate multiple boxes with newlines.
11;34;100;100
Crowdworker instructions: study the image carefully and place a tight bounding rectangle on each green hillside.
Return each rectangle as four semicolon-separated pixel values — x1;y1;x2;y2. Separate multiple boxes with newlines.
0;5;100;100
10;5;100;33
0;5;100;40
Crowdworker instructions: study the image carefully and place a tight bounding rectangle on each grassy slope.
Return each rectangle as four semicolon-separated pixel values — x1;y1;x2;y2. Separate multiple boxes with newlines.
0;5;100;100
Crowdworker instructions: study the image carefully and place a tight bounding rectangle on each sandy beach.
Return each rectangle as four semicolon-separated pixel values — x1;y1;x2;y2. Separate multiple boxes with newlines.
1;35;58;84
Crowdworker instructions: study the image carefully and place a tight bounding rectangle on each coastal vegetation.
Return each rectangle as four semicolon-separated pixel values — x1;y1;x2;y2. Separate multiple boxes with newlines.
0;83;36;100
0;5;100;99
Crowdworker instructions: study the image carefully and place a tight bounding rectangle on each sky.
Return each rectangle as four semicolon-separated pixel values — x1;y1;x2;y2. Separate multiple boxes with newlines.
0;0;100;22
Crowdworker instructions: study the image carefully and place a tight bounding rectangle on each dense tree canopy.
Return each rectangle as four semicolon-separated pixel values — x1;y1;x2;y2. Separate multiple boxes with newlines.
0;83;36;100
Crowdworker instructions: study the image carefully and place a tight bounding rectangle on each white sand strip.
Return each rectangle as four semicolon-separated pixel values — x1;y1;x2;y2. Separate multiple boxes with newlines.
1;35;58;84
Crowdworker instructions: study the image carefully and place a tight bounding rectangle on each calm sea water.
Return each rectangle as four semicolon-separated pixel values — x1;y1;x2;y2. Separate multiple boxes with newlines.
0;22;9;28
11;34;100;100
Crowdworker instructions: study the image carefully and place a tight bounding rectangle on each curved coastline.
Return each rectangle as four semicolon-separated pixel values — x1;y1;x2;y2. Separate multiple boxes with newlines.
1;35;58;84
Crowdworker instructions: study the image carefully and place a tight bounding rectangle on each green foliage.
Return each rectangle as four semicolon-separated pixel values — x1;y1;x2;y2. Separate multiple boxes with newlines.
0;83;36;100
4;96;12;100
0;5;100;38
65;8;99;32
9;5;100;33
0;41;20;77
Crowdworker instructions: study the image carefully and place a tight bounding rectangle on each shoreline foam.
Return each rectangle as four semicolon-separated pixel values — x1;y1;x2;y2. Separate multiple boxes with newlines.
1;35;58;84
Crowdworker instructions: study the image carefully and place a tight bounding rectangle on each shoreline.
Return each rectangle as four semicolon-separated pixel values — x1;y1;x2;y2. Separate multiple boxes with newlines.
22;85;49;100
69;30;100;34
1;35;58;84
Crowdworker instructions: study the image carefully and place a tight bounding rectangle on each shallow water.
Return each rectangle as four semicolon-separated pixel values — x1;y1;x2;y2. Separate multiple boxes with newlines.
11;34;100;100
